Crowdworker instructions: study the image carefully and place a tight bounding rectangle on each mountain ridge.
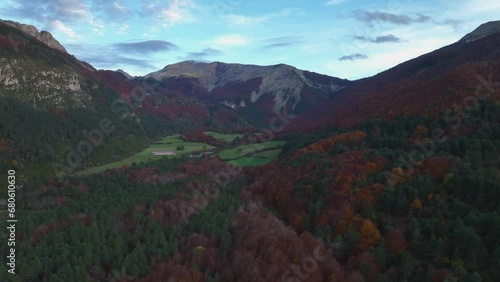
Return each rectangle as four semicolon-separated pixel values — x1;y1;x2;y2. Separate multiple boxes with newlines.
460;20;500;43
143;60;350;115
0;19;67;53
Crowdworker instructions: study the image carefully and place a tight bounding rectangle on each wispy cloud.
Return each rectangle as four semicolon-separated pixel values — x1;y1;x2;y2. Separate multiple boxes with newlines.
2;0;103;36
116;23;129;35
112;40;178;54
338;53;368;61
181;48;223;61
354;34;402;43
326;0;347;6
352;10;430;26
141;0;196;28
207;34;250;47
66;43;158;70
435;19;463;30
261;36;301;49
90;1;132;20
222;8;297;26
48;20;77;38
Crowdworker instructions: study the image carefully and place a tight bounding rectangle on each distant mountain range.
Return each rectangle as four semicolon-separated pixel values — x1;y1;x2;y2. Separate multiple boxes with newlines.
1;18;500;175
3;18;500;130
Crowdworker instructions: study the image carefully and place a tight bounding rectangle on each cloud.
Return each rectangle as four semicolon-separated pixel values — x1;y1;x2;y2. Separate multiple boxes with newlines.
326;0;347;6
222;14;268;25
354;34;402;43
90;0;132;20
221;8;297;26
208;34;249;47
66;43;156;69
87;56;155;69
48;20;77;38
4;0;88;23
261;36;301;49
116;23;129;35
141;0;196;28
338;53;368;61
2;0;107;36
182;48;223;61
436;19;463;30
112;40;178;54
352;10;430;26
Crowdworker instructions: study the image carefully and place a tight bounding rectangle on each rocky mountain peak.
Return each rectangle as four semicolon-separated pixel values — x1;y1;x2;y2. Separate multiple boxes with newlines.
0;19;67;53
460;20;500;43
144;61;347;114
116;69;133;79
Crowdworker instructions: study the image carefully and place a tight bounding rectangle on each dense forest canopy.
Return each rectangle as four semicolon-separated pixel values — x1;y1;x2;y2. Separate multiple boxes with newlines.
1;99;499;281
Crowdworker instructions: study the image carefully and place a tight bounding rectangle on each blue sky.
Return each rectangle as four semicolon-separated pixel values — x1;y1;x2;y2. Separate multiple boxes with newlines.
1;0;499;79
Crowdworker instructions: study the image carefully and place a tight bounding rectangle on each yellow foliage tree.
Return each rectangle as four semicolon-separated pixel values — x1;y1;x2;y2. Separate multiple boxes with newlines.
409;198;423;211
413;125;429;137
359;219;381;247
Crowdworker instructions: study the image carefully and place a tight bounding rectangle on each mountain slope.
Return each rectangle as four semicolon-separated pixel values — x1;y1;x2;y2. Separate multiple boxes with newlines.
289;26;500;131
0;20;105;109
0;20;149;178
143;61;351;125
461;20;500;43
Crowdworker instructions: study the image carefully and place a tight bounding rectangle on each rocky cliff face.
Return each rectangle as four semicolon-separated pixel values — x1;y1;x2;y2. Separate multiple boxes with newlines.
0;19;67;53
144;61;349;114
0;57;94;108
0;20;102;109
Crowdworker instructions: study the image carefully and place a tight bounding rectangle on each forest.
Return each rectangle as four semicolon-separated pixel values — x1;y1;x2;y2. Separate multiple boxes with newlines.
1;97;499;281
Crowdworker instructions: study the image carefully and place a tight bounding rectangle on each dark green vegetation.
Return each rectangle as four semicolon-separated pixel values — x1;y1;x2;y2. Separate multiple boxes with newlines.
0;158;243;281
0;96;147;183
1;99;498;281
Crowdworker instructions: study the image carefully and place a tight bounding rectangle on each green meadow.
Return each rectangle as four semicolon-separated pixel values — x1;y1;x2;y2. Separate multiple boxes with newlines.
77;134;214;175
218;141;285;167
77;133;286;175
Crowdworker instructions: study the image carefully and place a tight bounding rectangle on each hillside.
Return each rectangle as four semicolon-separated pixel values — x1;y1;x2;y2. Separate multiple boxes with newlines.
0;20;149;178
289;26;500;131
144;61;350;122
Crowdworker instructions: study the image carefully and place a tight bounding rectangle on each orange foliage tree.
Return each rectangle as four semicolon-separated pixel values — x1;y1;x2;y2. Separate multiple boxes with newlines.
359;219;381;247
409;198;423;211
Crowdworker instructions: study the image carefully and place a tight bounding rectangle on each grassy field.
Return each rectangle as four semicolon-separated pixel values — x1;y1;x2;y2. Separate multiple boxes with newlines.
219;141;285;167
218;141;285;160
204;131;243;142
77;134;214;175
76;133;285;175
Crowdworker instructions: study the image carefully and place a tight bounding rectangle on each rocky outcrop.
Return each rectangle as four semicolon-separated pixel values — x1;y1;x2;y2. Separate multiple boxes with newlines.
0;19;67;52
144;61;348;113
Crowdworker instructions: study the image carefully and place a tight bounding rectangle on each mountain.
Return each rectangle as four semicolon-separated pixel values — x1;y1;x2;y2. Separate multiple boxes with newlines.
289;22;500;131
142;60;351;125
460;20;500;43
0;19;67;53
0;19;107;109
0;19;149;177
115;69;133;79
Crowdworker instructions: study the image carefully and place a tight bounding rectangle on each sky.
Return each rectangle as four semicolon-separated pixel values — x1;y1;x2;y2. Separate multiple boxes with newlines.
1;0;499;80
